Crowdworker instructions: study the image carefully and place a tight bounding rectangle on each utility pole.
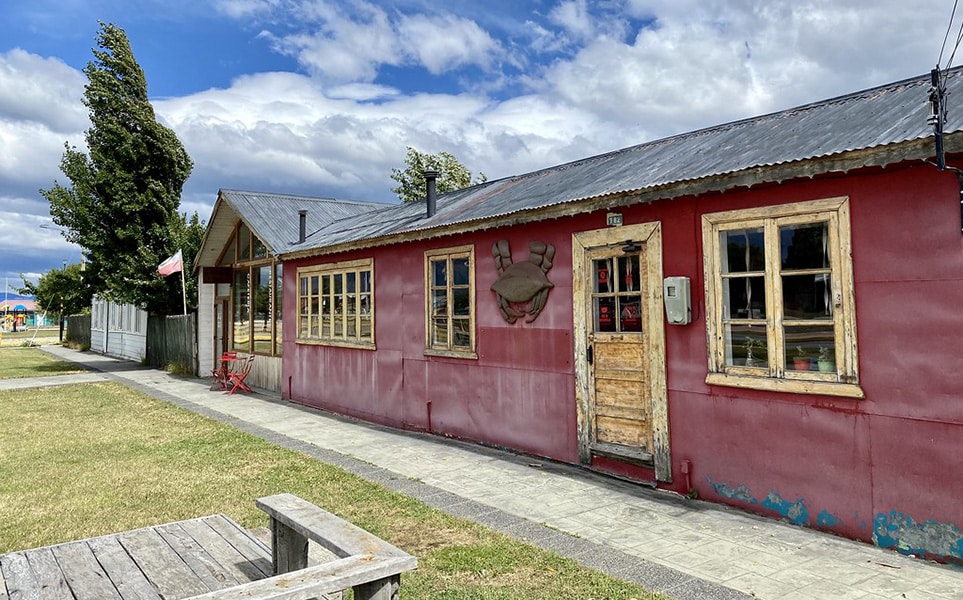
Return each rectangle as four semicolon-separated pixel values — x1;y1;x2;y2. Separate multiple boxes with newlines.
929;67;948;170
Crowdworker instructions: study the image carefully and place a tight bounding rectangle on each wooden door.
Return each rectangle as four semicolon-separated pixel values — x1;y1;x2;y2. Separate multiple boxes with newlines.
586;246;652;463
573;222;671;482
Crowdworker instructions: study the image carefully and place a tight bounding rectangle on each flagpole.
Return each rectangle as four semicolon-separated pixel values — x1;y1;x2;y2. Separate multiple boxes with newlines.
180;250;187;315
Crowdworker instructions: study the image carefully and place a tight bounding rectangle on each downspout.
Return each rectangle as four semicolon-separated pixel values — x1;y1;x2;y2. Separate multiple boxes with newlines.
424;170;439;218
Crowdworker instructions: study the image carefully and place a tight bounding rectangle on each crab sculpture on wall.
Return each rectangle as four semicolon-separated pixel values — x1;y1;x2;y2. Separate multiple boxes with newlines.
490;240;556;324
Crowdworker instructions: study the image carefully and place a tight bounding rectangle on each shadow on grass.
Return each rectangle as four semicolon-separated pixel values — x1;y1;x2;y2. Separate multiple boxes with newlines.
31;362;89;375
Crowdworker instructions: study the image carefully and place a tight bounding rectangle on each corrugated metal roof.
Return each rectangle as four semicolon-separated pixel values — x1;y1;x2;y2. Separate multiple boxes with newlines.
220;189;385;252
287;67;963;257
194;190;385;269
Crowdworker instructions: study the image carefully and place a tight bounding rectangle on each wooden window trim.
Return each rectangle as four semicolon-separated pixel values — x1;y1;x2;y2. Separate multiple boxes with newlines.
424;245;477;359
231;259;283;357
295;258;375;350
702;197;863;399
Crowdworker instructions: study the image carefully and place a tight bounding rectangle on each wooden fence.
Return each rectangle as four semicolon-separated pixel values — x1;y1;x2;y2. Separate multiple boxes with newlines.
146;313;197;374
66;313;91;349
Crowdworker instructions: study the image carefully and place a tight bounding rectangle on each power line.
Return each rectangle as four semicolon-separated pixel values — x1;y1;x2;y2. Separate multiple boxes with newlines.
939;0;959;68
944;15;963;74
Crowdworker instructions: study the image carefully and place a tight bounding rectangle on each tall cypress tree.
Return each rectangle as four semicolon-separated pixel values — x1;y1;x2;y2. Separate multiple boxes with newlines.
42;22;194;314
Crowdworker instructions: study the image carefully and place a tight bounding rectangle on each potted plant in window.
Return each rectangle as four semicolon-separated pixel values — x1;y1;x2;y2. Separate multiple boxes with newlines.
817;345;835;372
793;346;811;371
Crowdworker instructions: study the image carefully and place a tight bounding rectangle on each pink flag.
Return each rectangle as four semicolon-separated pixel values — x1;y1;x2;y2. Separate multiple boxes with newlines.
157;250;183;277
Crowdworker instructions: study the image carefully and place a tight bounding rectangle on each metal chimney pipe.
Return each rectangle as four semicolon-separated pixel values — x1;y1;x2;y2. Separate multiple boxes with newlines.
424;169;439;218
298;209;307;243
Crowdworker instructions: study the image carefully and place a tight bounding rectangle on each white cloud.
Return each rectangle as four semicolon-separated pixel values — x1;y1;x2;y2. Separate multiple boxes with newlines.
549;0;595;41
215;0;281;20
397;13;501;74
533;1;952;138
0;49;87;206
261;0;502;83
155;72;505;201
0;49;87;133
272;1;400;82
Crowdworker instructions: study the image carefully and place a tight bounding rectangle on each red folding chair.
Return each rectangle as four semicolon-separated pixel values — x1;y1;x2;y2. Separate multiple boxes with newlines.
210;351;237;390
227;355;255;395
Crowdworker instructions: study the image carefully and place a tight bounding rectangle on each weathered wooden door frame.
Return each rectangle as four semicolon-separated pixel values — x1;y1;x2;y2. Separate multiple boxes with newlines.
573;221;671;483
214;296;230;363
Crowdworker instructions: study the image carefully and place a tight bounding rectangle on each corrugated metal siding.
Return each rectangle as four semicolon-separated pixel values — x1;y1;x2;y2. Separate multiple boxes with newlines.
289;68;963;255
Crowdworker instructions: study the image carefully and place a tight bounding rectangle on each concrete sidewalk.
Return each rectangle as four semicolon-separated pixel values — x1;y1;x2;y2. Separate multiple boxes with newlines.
23;345;963;599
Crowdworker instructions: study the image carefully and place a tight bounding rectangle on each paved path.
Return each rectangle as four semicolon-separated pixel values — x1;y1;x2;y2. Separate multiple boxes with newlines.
19;345;963;599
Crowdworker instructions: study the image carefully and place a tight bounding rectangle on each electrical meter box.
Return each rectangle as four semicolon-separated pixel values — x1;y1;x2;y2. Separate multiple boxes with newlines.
663;276;691;325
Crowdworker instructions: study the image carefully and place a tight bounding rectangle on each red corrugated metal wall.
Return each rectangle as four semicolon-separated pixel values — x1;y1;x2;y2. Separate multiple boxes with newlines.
660;164;963;557
284;219;581;462
283;162;963;560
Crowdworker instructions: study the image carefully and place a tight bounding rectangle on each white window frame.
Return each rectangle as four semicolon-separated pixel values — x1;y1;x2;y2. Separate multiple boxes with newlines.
702;197;862;398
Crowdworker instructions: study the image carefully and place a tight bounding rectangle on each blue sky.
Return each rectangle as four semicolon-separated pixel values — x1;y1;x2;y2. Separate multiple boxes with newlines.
1;0;959;292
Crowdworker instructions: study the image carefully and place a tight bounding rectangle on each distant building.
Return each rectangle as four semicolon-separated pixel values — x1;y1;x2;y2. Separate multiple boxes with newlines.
0;297;50;329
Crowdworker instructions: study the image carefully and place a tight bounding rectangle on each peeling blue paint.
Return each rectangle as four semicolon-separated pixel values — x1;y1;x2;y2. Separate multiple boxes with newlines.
703;477;855;532
761;490;810;526
816;510;840;527
706;476;757;504
873;511;963;562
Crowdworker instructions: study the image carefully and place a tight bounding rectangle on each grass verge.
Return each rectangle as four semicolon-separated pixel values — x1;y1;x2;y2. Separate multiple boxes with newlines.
0;346;86;379
0;382;663;599
0;328;60;347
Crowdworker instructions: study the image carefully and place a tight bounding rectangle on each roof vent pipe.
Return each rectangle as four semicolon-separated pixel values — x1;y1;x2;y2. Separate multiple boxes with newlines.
424;169;439;218
298;209;307;243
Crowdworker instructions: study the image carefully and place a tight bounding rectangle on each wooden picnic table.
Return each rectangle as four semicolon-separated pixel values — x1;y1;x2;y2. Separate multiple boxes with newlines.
0;514;278;600
0;494;416;600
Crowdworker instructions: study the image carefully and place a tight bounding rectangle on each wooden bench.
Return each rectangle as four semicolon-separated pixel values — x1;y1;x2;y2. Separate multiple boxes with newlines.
0;494;416;600
237;493;417;600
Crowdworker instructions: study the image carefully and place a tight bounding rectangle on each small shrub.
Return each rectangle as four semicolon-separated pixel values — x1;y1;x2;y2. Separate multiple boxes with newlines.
166;361;194;376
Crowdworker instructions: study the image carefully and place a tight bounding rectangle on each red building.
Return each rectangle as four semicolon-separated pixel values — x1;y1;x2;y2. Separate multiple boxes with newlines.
198;68;963;562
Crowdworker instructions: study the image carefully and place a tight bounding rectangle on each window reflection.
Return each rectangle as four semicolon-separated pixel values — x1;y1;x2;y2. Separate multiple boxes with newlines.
592;254;644;334
232;270;249;352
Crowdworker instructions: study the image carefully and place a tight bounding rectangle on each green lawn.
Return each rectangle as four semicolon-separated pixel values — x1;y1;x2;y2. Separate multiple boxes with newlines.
0;381;662;599
0;346;85;378
0;328;60;347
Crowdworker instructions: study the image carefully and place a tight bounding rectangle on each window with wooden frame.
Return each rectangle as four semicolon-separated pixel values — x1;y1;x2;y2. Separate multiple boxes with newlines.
425;245;476;358
221;222;282;357
702;197;862;398
296;258;374;348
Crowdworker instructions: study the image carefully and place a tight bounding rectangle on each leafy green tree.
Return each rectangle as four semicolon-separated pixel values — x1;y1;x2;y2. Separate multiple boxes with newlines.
40;22;194;314
18;263;93;320
390;146;487;203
